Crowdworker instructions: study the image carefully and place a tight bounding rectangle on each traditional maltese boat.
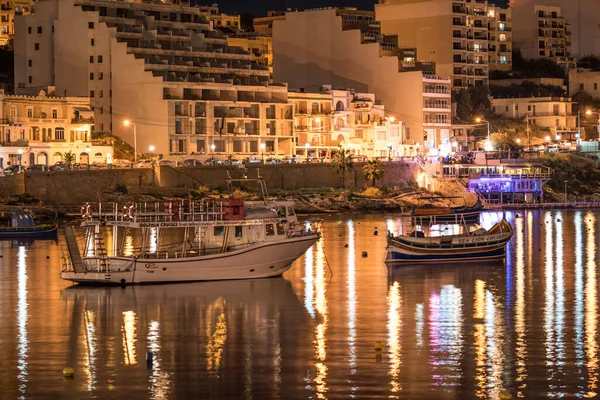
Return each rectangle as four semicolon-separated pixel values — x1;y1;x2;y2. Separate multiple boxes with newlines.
0;210;58;239
60;180;320;285
386;218;513;263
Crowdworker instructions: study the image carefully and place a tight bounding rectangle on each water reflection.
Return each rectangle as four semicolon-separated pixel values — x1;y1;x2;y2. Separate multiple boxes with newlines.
16;246;28;399
585;214;598;398
346;220;357;391
387;281;402;396
514;215;527;396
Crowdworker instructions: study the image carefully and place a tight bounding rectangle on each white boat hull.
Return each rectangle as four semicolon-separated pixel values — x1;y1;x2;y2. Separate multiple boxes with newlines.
61;234;319;285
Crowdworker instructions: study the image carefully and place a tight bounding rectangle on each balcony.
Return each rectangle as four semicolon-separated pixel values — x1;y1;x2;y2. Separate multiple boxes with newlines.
72;117;95;124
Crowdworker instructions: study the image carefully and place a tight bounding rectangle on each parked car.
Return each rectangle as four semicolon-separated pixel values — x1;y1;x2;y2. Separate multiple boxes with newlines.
71;163;84;171
204;157;222;166
27;164;48;172
3;165;24;175
319;156;331;163
222;158;242;166
157;160;176;167
136;159;154;168
265;157;281;165
281;156;300;164
90;163;109;170
50;161;68;171
351;155;369;163
112;159;133;169
244;157;263;165
182;159;203;167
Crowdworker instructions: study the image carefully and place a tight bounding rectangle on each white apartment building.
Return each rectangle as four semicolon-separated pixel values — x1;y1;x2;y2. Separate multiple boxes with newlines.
492;96;576;136
487;5;512;71
511;3;575;68
375;0;494;88
510;0;600;57
14;0;294;160
0;87;111;169
290;87;415;159
273;8;451;153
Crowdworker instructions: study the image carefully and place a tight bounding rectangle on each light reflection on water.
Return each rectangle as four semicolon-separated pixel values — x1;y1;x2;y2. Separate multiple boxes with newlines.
4;212;600;398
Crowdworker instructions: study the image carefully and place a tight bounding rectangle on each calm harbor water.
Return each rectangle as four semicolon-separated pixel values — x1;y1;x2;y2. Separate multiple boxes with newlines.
1;210;600;399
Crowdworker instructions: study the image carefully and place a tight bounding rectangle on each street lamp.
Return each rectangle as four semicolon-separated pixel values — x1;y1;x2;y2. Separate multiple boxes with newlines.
475;117;490;142
149;145;155;159
123;119;137;164
304;142;309;163
516;138;521;144
17;148;23;167
210;143;216;154
545;135;551;143
85;147;91;170
387;142;392;161
586;109;600;141
260;143;265;163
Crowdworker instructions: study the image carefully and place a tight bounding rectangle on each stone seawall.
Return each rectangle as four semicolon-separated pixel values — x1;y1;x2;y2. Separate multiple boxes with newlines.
0;162;418;204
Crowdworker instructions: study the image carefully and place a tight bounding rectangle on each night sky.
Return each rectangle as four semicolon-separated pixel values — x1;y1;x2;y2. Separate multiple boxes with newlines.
201;0;510;18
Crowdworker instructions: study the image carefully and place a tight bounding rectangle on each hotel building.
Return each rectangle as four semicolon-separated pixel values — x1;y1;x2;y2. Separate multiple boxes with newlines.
0;0;33;47
14;0;294;159
487;5;512;71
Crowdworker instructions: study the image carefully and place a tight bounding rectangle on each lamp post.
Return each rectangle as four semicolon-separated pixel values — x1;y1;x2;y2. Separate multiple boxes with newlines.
564;180;568;203
18;148;23;167
85;147;91;170
475;117;490;142
305;142;309;163
149;145;155;160
387;142;392;161
586;109;600;141
210;143;215;154
123;120;137;164
260;143;265;163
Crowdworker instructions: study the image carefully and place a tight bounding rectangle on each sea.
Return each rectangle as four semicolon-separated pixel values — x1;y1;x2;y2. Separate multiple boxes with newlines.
0;210;598;399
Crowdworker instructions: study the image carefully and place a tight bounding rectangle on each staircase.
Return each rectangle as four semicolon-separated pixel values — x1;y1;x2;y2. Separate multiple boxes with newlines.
63;226;85;273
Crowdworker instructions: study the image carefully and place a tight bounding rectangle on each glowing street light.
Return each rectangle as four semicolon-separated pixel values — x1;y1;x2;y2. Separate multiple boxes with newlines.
260;143;266;163
17;148;23;166
545;135;551;142
516;138;521;144
475;117;490;146
123;119;137;164
210;143;216;153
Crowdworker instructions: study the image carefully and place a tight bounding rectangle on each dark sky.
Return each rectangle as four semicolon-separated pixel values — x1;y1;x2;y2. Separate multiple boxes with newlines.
199;0;510;18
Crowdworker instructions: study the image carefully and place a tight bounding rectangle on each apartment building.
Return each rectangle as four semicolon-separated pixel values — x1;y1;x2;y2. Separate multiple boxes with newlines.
569;69;600;101
14;0;294;159
290;86;409;159
375;0;493;88
0;0;33;47
253;11;286;35
510;0;600;57
487;5;512;71
226;32;273;78
512;3;575;68
0;87;112;168
492;96;576;136
273;8;451;152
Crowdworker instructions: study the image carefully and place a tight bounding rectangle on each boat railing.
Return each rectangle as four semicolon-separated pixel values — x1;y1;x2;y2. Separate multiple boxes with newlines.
78;200;237;223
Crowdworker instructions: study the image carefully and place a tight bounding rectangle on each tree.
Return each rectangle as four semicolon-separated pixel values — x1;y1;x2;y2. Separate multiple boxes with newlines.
63;150;75;169
362;159;384;187
331;148;354;187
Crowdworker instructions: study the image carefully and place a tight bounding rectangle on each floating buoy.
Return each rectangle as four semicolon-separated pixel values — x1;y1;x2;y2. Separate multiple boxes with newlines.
344;244;349;248
373;230;378;236
557;218;561;222
63;367;75;378
374;341;383;351
46;256;50;259
362;251;368;257
499;390;512;399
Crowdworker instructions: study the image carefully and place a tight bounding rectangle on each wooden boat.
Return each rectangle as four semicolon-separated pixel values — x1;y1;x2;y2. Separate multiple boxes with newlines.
405;199;485;224
0;210;58;239
386;218;513;263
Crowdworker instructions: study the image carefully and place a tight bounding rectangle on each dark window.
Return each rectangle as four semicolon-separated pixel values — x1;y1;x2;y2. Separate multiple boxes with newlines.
90;90;94;98
595;83;598;91
580;83;584;91
52;25;54;33
27;26;31;34
37;26;42;34
90;38;94;46
277;223;285;235
88;22;94;29
235;226;243;238
28;59;32;67
266;224;275;236
89;55;93;63
214;226;224;236
28;76;32;84
90;72;94;80
97;55;103;63
34;43;39;50
98;72;103;80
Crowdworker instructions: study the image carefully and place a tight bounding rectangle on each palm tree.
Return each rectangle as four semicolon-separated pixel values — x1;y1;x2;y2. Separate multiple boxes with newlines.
362;159;384;187
331;148;354;187
63;150;75;170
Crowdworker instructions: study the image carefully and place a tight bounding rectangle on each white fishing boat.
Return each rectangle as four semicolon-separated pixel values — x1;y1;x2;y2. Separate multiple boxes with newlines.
386;218;513;264
60;179;320;285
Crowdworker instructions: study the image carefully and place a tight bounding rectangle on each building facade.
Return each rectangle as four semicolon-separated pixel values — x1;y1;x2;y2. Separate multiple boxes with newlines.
375;0;495;88
253;11;286;35
14;0;294;160
492;96;576;136
487;5;512;71
0;0;33;47
511;3;575;68
273;8;451;153
0;87;111;169
569;68;600;101
510;0;600;57
227;33;273;78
